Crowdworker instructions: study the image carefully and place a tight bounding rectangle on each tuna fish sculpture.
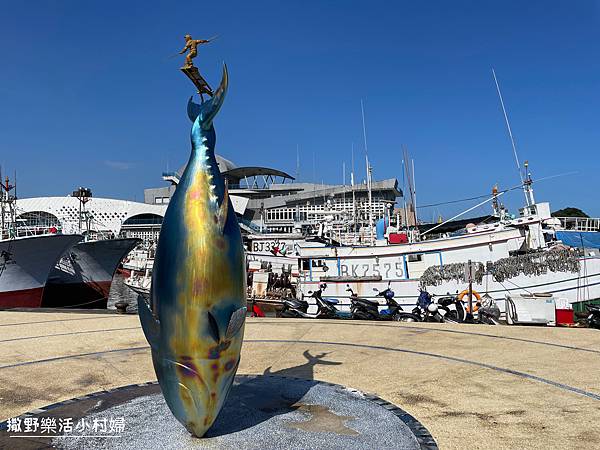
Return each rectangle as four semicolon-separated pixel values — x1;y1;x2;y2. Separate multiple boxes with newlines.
138;64;247;437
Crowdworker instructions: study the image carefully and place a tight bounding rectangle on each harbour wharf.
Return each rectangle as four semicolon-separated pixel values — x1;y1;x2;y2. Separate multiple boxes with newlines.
0;310;599;449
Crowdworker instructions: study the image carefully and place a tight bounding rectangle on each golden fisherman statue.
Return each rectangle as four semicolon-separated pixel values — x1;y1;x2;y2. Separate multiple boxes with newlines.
179;34;210;69
178;34;217;100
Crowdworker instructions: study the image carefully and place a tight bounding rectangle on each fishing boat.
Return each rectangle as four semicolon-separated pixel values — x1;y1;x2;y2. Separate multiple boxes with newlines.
41;237;141;308
1;174;82;308
11;186;142;308
0;234;84;308
295;198;600;313
295;71;600;316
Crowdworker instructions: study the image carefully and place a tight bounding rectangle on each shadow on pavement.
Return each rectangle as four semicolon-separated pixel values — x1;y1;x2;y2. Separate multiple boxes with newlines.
206;350;342;437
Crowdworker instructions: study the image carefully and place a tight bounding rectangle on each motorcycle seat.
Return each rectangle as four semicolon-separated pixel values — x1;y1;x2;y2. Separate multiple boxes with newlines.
356;298;379;307
323;297;339;305
285;299;307;309
438;297;455;306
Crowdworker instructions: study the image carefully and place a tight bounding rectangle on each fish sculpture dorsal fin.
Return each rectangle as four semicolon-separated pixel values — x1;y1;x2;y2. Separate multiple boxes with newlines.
138;295;161;350
217;183;229;233
226;306;247;339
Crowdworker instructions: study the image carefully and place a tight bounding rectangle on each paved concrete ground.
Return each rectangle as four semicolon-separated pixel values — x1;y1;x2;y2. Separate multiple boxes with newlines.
0;310;599;449
48;376;424;450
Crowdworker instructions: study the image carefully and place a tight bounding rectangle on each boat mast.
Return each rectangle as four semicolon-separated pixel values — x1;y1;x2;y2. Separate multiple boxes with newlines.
402;145;418;242
296;144;300;182
492;68;533;206
0;166;3;236
0;171;16;239
342;160;346;225
351;143;356;234
411;158;418;227
361;99;374;245
401;156;408;230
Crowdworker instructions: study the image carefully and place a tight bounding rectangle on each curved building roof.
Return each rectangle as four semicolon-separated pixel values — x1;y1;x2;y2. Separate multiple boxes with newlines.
222;167;295;181
215;155;237;172
177;154;237;177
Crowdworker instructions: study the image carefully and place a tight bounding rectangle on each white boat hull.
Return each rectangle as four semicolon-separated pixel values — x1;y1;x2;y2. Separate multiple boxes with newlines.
300;257;600;313
0;234;82;308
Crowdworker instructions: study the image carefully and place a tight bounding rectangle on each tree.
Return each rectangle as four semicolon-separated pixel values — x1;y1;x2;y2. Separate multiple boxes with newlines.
551;207;589;218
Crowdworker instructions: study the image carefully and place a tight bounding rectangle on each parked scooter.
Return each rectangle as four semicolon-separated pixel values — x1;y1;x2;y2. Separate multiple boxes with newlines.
280;283;341;319
415;289;500;325
347;286;380;320
436;292;467;323
349;283;419;322
410;289;445;322
586;303;600;329
477;294;501;325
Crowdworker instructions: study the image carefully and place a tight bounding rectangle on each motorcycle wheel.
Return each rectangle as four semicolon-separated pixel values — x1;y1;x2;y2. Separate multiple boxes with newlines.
394;313;419;322
589;319;600;330
443;310;461;323
353;312;374;320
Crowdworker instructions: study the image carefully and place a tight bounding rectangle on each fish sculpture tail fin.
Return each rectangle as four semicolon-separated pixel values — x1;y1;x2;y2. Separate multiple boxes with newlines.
186;64;229;129
138;295;161;350
201;64;228;130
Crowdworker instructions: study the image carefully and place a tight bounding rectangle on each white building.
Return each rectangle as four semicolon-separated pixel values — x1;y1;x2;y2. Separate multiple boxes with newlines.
144;155;402;236
15;197;167;242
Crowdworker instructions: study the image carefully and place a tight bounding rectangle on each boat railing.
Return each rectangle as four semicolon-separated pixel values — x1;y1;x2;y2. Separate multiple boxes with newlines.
239;218;265;233
1;225;63;240
556;217;600;232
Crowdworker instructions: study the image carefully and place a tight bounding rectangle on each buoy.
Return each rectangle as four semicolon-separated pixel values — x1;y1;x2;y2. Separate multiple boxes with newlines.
458;289;481;312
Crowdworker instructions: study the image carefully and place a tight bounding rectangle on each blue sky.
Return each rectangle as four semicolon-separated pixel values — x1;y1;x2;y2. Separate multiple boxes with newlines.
1;1;599;219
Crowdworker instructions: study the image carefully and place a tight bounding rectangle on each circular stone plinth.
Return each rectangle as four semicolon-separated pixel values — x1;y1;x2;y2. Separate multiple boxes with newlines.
1;375;437;450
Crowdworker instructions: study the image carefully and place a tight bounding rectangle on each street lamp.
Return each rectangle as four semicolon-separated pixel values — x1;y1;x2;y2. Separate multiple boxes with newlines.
72;187;92;234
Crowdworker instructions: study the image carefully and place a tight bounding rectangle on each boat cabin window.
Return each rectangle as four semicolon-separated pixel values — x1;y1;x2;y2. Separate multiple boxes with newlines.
406;253;429;279
301;258;325;271
407;254;422;262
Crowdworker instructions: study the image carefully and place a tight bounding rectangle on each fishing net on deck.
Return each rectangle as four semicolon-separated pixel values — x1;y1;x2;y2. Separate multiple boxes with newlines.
487;248;581;282
419;262;485;286
419;248;581;286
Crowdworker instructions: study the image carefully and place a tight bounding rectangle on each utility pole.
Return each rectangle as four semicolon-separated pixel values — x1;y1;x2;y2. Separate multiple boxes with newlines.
466;259;474;322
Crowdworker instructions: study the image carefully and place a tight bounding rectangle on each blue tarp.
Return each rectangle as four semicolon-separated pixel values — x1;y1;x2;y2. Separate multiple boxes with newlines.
556;231;600;249
376;217;389;240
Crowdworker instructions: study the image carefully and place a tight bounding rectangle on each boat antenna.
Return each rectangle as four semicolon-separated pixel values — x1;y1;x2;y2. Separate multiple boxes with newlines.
492;68;529;206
